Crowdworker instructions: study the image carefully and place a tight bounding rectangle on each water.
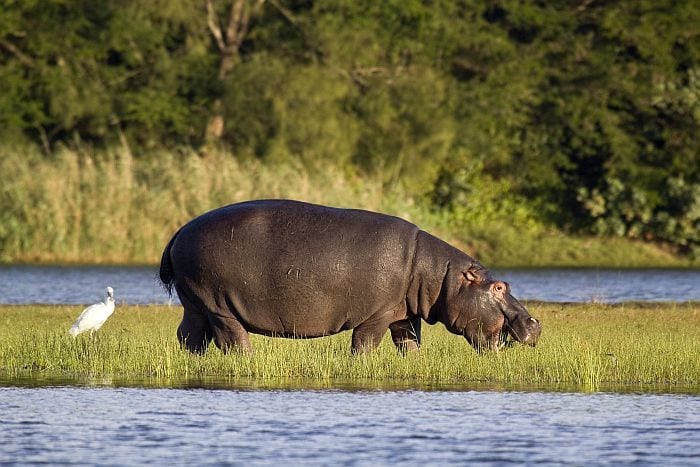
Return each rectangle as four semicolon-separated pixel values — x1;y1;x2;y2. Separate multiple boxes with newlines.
0;265;698;304
0;265;169;305
496;268;700;303
0;384;697;465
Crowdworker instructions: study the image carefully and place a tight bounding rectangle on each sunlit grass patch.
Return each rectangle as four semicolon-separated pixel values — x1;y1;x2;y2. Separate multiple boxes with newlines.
0;303;698;392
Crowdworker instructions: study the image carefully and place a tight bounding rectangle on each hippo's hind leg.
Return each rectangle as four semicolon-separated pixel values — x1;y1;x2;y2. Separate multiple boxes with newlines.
389;315;421;353
351;308;400;354
175;285;219;354
208;312;252;354
351;322;387;354
177;301;213;354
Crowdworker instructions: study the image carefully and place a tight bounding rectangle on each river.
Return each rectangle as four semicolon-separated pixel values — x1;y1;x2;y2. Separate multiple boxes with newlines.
0;265;698;304
1;382;698;465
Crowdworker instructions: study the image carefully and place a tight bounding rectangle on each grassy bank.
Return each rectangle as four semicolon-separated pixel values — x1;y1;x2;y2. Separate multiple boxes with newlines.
0;303;698;392
0;146;693;268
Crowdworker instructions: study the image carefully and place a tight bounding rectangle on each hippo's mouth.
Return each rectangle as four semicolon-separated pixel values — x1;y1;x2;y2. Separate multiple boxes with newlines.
503;316;541;346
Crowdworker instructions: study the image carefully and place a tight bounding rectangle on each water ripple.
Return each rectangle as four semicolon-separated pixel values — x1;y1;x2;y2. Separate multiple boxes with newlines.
1;387;698;465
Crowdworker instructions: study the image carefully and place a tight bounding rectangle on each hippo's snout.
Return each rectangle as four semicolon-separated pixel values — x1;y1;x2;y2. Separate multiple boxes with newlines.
508;315;541;346
519;317;541;346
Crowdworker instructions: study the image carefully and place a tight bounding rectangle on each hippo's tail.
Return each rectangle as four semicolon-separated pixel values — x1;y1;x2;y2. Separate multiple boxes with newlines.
159;229;180;297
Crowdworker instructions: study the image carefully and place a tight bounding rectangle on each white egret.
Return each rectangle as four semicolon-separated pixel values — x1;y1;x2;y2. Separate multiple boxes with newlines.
69;287;115;337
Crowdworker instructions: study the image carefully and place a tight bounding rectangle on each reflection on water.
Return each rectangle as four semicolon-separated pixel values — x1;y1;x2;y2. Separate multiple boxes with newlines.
0;382;698;465
0;265;698;304
3;374;699;395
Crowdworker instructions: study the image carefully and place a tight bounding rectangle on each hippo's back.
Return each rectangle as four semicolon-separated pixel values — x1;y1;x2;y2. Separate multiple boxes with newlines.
167;200;420;336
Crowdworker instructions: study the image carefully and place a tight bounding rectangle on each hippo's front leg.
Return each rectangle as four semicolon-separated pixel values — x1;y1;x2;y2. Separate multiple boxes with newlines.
389;315;421;353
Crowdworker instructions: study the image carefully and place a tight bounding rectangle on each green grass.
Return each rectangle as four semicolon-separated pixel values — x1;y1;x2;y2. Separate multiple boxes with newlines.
0;303;698;392
0;145;694;267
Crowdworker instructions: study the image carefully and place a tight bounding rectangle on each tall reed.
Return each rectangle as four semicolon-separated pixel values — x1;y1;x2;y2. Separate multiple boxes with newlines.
0;146;404;264
0;145;691;267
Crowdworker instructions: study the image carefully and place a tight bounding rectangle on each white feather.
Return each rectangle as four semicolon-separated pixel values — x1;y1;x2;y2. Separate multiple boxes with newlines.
69;287;115;337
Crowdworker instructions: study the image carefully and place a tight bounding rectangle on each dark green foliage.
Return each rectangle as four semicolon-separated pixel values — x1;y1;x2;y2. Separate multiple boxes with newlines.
0;0;212;147
0;0;697;253
506;1;699;252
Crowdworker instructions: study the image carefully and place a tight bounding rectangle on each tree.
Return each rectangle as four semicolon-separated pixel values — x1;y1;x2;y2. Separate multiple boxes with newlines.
204;0;265;143
0;0;213;150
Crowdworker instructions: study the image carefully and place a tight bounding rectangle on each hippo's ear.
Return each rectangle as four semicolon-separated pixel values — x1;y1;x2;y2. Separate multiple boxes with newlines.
464;263;490;284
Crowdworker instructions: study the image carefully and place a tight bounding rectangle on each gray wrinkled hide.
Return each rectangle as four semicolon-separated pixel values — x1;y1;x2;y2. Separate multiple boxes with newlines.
160;199;540;354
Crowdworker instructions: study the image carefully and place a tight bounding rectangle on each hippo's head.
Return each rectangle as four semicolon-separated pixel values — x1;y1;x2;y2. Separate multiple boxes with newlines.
445;263;541;351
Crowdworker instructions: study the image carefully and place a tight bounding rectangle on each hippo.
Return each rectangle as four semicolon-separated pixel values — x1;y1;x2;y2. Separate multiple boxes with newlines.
159;199;540;354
